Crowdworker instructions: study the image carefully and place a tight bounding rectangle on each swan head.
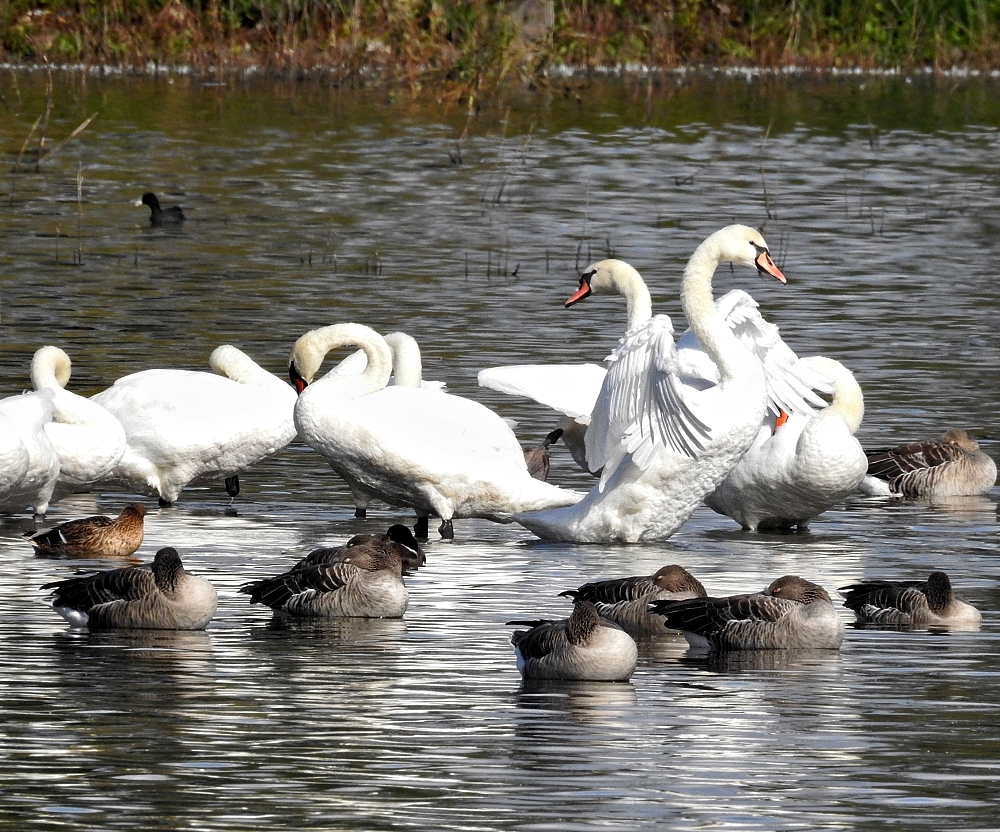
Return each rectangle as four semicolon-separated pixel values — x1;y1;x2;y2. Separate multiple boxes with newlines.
30;346;72;390
708;225;785;283
566;259;653;332
565;259;645;308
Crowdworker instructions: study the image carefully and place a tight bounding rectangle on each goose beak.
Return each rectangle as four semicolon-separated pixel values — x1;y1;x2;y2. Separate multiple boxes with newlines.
565;273;594;307
289;362;308;395
755;250;786;283
133;197;144;207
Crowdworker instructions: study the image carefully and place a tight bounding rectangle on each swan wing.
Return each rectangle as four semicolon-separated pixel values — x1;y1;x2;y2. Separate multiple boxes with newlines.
586;315;712;483
676;290;831;417
477;364;606;421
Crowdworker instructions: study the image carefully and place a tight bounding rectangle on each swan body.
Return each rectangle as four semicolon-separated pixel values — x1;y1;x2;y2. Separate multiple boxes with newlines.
705;356;867;530
290;323;585;538
514;226;787;543
507;601;638;681
859;429;996;499
326;331;446;518
30;346;127;491
239;534;410;618
42;547;217;630
650;575;845;650
839;571;981;630
92;345;297;504
560;564;707;638
25;502;147;558
0;414;31;507
0;389;60;516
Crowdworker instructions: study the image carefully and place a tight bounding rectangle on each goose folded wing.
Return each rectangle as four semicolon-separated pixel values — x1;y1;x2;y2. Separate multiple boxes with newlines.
651;593;790;634
839;580;928;614
866;439;964;479
240;561;359;608
507;620;566;657
43;565;157;610
563;575;656;605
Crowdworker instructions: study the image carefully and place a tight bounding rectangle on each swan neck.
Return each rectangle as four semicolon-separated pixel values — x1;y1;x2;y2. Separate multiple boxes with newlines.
610;269;652;332
210;346;269;385
30;346;72;391
384;333;422;387
296;324;393;396
680;242;744;379
800;356;865;433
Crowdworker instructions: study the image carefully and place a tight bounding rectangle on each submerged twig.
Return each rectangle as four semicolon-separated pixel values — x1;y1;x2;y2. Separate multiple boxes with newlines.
759;121;775;221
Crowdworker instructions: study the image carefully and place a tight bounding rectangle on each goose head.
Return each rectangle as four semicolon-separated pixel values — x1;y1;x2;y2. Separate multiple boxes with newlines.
764;575;831;604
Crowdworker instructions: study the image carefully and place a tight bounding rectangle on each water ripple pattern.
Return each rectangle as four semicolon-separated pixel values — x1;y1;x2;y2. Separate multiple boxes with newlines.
1;74;999;830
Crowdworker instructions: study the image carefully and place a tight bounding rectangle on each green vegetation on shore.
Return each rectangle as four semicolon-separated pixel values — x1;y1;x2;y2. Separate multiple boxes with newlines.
2;0;999;93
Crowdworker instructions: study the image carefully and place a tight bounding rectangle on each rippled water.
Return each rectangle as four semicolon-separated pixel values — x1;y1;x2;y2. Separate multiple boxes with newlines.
1;72;999;830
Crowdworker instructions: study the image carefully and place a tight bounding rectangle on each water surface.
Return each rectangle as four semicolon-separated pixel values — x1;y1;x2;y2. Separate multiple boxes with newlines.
1;72;999;830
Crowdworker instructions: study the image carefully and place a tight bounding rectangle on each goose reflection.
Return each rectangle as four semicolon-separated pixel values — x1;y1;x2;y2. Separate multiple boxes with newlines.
514;678;638;721
258;615;407;641
51;627;216;700
680;647;845;673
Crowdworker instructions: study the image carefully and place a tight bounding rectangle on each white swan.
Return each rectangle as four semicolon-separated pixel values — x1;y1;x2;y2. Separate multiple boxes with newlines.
289;322;585;539
30;346;127;493
0;414;31;508
479;265;828;473
0;388;60;517
704;355;868;531
513;225;788;543
92;345;297;505
322;330;446;519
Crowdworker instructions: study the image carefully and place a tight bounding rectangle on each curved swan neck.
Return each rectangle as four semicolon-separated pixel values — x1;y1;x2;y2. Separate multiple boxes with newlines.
210;346;272;385
290;323;393;397
680;225;779;381
680;237;744;380
797;356;865;433
31;346;72;391
614;272;652;333
384;332;423;387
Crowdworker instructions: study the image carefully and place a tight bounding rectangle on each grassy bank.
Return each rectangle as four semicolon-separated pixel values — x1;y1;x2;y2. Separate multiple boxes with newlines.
3;0;999;94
